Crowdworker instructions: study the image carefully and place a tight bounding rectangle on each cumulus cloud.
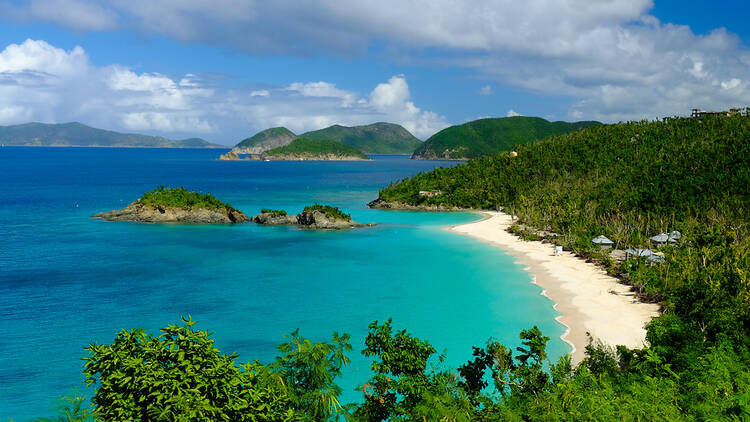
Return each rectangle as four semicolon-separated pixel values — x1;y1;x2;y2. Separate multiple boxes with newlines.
0;39;445;142
4;0;748;121
478;85;492;96
506;109;521;117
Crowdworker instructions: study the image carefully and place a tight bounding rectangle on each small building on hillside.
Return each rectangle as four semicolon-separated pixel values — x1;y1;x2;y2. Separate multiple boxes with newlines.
625;248;665;264
651;231;681;246
592;235;614;249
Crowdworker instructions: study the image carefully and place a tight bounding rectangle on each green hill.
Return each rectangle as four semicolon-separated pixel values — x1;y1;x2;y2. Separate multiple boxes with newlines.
262;137;369;160
300;122;421;154
234;127;297;154
411;116;601;159
0;122;219;148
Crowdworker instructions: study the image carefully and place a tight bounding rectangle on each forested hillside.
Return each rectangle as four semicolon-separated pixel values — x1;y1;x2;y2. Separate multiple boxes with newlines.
411;116;600;159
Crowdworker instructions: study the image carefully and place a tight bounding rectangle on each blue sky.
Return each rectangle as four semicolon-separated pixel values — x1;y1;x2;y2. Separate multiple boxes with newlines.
0;0;748;145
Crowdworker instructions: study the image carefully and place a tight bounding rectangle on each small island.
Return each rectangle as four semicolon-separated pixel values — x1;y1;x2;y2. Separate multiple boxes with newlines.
254;204;372;229
262;138;370;161
93;186;249;224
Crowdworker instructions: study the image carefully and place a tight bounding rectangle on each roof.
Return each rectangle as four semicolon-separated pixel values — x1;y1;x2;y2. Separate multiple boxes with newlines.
592;235;614;244
651;231;681;243
625;248;653;256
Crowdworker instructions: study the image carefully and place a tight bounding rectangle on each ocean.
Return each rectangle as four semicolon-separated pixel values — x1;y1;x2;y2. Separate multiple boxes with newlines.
0;147;568;420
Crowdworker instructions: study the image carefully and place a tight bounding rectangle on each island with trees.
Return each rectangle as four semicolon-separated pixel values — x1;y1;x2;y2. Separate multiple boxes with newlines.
92;186;249;224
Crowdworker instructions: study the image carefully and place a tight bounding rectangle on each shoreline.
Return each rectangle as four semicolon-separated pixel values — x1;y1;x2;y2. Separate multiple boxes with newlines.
450;211;660;364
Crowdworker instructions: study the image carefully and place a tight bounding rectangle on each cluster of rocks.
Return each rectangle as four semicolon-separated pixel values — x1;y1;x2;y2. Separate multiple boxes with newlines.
254;209;371;229
218;150;260;161
367;198;468;212
92;202;249;224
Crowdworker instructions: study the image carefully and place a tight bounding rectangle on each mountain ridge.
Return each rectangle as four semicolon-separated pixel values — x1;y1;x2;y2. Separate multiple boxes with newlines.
0;122;220;148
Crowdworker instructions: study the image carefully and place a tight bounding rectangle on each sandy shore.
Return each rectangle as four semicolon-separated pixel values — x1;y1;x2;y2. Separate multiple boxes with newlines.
451;211;660;363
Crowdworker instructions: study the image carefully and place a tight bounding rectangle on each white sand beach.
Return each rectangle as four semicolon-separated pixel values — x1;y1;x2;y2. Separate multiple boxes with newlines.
451;211;660;364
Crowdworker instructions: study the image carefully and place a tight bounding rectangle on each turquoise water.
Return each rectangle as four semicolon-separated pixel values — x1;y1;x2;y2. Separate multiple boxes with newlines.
0;148;568;420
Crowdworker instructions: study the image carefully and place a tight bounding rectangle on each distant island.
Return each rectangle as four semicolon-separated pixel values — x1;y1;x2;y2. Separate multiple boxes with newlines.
254;204;371;229
0;122;221;148
411;116;601;160
219;122;421;160
262;138;369;161
92;187;249;224
301;122;421;154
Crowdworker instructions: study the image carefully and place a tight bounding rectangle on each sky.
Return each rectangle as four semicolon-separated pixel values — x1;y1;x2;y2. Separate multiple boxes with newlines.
0;0;748;145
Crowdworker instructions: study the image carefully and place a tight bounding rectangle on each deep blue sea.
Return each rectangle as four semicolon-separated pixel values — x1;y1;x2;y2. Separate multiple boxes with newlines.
0;147;568;420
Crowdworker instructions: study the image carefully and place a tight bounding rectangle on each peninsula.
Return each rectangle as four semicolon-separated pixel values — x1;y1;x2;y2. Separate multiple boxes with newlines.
93;186;249;224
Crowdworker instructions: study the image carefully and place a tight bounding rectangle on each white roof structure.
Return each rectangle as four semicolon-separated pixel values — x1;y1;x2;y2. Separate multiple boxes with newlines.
625;248;653;257
592;235;614;245
651;231;682;244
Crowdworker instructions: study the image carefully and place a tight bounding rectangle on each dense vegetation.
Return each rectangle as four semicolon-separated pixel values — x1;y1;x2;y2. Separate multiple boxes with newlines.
260;208;288;217
301;122;422;154
137;186;238;212
235;127;297;152
302;204;352;221
263;138;368;159
33;116;750;420
412;116;600;159
0;122;217;147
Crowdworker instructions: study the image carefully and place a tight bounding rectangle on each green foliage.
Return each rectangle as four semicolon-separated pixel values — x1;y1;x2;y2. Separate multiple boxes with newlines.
83;316;300;421
137;186;237;212
271;330;351;420
263;138;369;159
302;204;351;221
260;208;288;217
301;122;421;154
412;116;600;159
31;396;97;422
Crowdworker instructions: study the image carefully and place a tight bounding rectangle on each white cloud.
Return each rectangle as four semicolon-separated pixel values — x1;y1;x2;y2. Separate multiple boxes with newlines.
0;39;445;142
506;109;521;117
4;0;747;121
478;85;492;96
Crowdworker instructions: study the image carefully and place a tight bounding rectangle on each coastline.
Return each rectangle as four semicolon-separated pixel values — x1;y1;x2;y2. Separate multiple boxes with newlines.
450;211;660;364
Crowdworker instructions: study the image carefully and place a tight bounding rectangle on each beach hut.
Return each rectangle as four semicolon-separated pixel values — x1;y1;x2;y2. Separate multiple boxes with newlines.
625;248;665;264
625;248;652;259
592;235;614;249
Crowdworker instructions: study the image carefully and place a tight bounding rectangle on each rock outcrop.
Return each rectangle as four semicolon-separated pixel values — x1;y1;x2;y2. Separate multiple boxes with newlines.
93;202;249;224
262;153;369;161
297;210;368;229
218;150;260;161
367;198;469;211
253;212;298;225
253;208;373;229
